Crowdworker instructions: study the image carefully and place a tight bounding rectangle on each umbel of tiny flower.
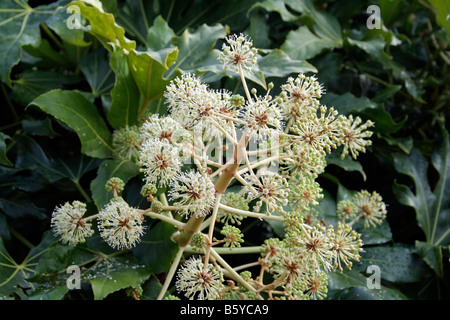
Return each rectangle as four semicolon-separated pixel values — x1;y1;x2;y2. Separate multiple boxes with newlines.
97;198;145;250
337;115;374;159
352;190;387;228
112;126;141;160
242;169;289;214
219;33;258;72
176;256;225;300
105;177;125;194
138;138;182;187
140;183;157;201
219;225;244;248
329;222;363;272
217;192;249;225
280;73;324;121
168;170;216;218
51;200;94;246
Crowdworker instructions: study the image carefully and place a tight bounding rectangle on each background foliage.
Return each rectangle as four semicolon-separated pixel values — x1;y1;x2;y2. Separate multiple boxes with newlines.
0;0;449;300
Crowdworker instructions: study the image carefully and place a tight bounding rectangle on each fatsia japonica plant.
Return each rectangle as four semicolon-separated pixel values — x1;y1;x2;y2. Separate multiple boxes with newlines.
49;32;385;300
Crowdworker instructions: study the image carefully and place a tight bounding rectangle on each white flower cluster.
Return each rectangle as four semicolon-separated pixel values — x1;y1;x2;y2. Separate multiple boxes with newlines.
51;200;94;246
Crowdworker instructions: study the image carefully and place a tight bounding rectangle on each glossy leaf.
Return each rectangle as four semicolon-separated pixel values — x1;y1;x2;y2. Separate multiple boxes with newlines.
107;46;140;129
0;0;67;86
71;0;136;51
132;221;179;274
165;23;228;79
28;89;114;159
88;256;150;300
128;48;178;119
90;159;140;210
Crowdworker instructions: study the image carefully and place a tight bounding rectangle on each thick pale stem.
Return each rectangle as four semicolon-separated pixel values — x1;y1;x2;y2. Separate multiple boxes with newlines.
157;247;184;300
218;203;284;222
203;194;222;268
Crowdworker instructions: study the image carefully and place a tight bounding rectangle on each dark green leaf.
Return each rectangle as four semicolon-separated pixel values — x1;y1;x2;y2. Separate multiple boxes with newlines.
107;46;140;129
90;159;140;210
87;256;150;300
28;89;114;159
132;221;179;274
0;0;67;86
0;132;13;167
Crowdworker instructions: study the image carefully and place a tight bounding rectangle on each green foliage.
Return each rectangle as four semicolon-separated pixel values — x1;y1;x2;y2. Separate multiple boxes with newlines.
0;0;449;300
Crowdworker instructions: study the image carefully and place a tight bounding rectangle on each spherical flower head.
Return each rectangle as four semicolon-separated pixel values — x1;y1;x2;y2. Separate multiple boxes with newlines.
288;175;324;211
138;138;182;187
304;270;328;300
105;177;125;193
337;114;374;159
269;247;309;290
297;225;334;271
219;33;258;73
281;144;326;179
241;96;282;141
280;74;324;121
191;232;207;248
51;201;94;246
140;114;192;158
176;256;225;300
219;224;244;248
353;190;387;228
292;105;340;155
168;170;216;218
112;126;141;160
97;199;145;250
336;199;358;222
330;222;363;272
217;192;249;225
242;170;289;214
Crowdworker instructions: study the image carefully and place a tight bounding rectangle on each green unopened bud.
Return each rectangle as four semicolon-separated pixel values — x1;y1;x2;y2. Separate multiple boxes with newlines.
191;232;207;248
141;184;157;201
105;177;125;193
126;285;143;300
150;200;163;213
230;94;245;108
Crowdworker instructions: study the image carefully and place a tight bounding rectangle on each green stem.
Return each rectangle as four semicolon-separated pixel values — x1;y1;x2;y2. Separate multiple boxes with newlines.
185;245;263;255
157;246;184;300
8;227;34;249
210;248;261;298
73;179;91;202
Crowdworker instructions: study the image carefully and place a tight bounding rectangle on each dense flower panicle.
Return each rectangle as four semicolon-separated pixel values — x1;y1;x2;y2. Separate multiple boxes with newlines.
97;199;145;250
169;170;216;218
138;138;182;187
176;256;225;300
219;33;258;72
353;190;387;228
280;74;324;121
241;96;283;140
337;115;374;159
330;222;363;272
242;170;289;214
51;201;94;246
